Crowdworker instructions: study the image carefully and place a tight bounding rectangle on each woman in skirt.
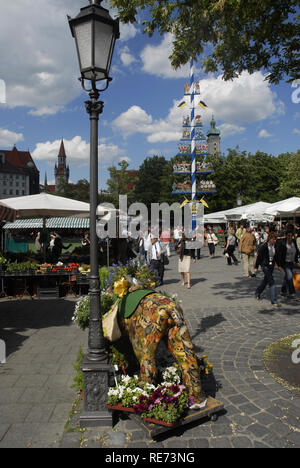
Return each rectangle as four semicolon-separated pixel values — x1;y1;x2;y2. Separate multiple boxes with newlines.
177;233;192;289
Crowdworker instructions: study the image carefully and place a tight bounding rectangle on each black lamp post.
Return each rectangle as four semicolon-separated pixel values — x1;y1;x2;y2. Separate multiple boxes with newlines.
68;0;119;427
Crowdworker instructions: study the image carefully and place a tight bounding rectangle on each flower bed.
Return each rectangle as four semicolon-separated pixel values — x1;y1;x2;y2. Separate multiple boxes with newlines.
107;367;192;425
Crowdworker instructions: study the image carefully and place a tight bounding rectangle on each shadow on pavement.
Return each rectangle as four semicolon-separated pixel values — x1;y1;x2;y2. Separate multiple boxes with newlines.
0;299;76;359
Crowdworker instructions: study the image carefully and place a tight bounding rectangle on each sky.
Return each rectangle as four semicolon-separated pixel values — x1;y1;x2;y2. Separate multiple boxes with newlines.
0;0;299;191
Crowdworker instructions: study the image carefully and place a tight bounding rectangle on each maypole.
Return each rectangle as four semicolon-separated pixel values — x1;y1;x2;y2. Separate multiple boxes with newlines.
172;60;217;235
189;59;197;231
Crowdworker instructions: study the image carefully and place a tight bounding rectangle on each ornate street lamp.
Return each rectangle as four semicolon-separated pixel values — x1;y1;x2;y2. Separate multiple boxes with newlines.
236;193;242;207
68;0;119;427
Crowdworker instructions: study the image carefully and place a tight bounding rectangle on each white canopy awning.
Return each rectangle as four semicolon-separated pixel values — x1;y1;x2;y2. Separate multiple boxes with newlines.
264;197;300;217
1;193;90;218
224;202;272;221
204;201;272;223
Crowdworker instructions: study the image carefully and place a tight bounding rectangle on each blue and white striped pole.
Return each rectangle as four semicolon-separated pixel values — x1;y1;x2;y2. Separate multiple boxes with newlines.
190;59;197;231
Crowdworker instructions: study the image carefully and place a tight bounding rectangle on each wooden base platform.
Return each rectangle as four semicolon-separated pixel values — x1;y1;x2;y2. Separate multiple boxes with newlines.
126;397;224;439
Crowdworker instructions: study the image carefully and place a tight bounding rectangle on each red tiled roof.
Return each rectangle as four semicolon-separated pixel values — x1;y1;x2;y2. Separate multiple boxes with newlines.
45;185;56;193
1;146;39;172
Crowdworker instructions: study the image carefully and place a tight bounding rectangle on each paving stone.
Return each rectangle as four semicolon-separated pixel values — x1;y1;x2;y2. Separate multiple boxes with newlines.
2;255;300;448
231;436;253;448
209;437;232;448
189;438;209;448
59;431;81;448
247;423;270;439
0;424;9;442
286;432;300;446
104;431;126;447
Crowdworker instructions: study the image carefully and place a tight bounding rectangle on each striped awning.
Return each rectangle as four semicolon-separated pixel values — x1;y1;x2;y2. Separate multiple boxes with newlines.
3;217;90;230
0;201;17;223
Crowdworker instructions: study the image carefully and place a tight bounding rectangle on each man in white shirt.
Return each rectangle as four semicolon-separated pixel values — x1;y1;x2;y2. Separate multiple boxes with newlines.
147;235;164;286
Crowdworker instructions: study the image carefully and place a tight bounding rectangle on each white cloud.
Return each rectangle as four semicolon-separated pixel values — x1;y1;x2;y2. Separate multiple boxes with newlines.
0;129;24;148
32;136;127;168
140;33;190;79
119;46;137;67
113;71;284;144
119;23;139;42
292;128;300;135
0;1;136;116
113;101;184;143
258;129;274;138
218;124;246;138
0;1;86;116
199;71;284;124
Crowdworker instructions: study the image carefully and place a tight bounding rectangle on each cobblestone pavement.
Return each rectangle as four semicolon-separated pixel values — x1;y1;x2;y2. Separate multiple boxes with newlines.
1;247;299;448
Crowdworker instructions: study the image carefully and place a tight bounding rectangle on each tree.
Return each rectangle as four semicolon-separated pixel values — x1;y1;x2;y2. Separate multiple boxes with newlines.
106;160;138;207
247;151;281;203
110;0;300;84
134;155;169;208
55;179;90;202
278;150;300;198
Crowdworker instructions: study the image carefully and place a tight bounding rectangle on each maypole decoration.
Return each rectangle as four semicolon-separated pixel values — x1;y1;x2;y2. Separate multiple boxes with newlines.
172;59;217;230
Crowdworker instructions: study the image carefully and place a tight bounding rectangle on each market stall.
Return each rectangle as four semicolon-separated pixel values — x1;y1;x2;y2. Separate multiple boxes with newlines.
0;261;89;298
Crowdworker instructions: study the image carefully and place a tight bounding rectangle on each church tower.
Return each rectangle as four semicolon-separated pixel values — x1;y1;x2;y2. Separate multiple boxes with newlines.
207;115;221;156
54;139;70;188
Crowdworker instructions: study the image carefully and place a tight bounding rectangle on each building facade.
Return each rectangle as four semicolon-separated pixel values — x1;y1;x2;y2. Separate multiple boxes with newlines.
0;146;39;199
207;116;221;156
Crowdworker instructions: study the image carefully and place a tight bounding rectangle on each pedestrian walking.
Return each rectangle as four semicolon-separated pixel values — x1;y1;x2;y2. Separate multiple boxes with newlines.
160;228;171;257
254;232;281;307
225;228;239;265
206;228;218;259
81;232;90;247
277;231;300;300
191;227;202;262
147;235;164;286
51;232;72;264
173;225;182;250
239;225;256;277
177;233;192;289
35;232;41;253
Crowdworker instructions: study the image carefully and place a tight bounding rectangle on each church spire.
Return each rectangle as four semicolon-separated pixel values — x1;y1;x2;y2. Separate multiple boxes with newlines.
55;138;69;188
58;139;66;158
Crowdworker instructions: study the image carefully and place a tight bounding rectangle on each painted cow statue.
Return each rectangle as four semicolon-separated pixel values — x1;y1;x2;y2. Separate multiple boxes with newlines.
118;291;206;408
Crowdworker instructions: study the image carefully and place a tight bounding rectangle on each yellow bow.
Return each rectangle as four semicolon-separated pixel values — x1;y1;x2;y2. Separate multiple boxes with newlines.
113;277;131;298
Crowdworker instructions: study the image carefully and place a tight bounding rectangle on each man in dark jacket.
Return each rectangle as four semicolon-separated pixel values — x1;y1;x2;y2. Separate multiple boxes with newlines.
254;232;282;307
51;232;71;263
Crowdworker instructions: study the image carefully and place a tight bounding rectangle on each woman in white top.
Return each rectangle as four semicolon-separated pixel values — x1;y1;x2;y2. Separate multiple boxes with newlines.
206;228;218;259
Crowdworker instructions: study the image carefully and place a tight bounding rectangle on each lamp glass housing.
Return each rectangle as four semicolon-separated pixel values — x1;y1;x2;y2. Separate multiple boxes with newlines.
69;3;119;82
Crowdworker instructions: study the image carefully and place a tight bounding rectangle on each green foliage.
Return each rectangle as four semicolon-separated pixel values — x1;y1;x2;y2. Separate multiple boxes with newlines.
0;255;7;265
71;345;85;393
99;266;109;290
133;155;170;208
278;150;300;198
110;0;299;84
55;179;90;203
73;293;115;331
106;160;138;207
6;261;38;272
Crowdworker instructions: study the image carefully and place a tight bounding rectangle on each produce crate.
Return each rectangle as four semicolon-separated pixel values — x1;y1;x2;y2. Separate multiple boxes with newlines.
37;286;60;298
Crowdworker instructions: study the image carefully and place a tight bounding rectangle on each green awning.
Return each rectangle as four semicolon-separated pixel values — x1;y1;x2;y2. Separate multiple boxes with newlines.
3;217;90;230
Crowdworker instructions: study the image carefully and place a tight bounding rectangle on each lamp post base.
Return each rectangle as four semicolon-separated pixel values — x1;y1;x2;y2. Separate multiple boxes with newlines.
79;358;113;428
